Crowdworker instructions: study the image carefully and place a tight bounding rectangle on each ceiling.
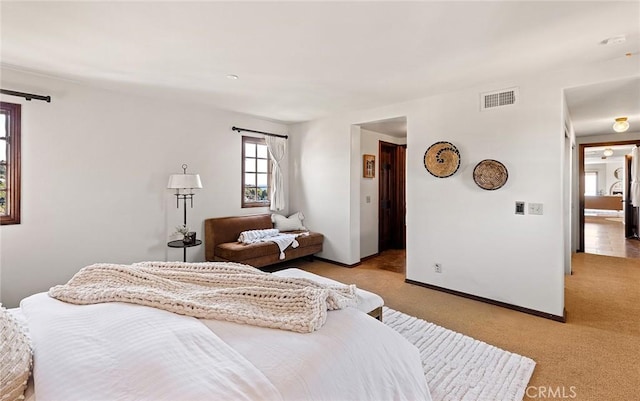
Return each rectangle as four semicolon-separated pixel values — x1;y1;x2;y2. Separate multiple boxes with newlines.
1;2;639;124
359;117;407;138
565;77;640;137
584;144;635;164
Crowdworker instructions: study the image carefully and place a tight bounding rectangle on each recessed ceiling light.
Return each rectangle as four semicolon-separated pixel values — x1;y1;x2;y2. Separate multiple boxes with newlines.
601;35;626;45
613;117;630;133
603;148;614;157
226;74;239;80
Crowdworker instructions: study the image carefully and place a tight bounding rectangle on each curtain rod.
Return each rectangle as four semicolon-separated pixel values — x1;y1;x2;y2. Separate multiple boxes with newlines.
232;126;288;139
1;89;51;103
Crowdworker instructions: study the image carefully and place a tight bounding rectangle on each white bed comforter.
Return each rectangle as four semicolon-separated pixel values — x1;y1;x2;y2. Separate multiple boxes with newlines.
21;293;283;401
201;307;430;401
20;293;431;401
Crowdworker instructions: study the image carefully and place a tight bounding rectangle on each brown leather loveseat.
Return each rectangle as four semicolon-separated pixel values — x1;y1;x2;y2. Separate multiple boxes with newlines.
204;214;324;268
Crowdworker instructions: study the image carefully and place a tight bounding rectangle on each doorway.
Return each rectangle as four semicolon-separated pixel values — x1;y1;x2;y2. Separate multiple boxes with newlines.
378;141;406;252
565;77;640;260
357;116;407;261
579;141;640;257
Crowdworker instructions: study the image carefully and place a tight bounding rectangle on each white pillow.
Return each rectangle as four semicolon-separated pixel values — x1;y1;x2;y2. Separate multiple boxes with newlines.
0;305;32;401
272;212;306;231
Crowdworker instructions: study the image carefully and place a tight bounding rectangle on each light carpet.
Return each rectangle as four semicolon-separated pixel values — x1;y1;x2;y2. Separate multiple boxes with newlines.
384;307;535;401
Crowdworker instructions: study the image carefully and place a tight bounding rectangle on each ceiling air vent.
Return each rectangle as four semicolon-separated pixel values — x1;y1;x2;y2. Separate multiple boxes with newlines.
480;87;518;111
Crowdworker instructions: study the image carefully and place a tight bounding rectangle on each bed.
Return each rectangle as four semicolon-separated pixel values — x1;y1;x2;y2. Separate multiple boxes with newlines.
5;262;431;401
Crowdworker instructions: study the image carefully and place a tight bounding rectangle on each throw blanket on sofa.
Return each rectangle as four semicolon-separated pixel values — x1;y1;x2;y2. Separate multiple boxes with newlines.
238;228;280;243
48;262;356;333
269;233;300;259
238;229;311;259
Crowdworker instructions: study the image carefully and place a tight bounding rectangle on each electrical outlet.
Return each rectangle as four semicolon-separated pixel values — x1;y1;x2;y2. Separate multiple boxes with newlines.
365;195;371;204
434;263;442;273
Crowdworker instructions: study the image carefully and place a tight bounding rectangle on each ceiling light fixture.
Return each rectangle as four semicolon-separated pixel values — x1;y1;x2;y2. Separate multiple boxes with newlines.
603;148;614;157
613;117;630;133
226;74;239;80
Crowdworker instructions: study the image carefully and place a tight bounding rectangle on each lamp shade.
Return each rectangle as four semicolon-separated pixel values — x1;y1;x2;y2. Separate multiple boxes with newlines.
167;174;203;189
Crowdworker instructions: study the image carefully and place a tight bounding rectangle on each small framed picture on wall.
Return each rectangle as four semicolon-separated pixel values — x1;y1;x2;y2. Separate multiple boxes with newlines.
363;154;375;178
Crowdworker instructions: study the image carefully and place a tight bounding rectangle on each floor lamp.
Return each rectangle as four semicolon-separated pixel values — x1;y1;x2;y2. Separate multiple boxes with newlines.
167;164;203;261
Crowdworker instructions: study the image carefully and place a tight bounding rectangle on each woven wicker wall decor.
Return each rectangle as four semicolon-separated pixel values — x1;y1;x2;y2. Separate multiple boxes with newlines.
473;159;508;190
424;141;460;178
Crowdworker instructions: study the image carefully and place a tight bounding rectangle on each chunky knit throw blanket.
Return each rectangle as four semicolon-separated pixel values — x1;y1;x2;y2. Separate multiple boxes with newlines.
238;228;280;243
238;229;308;259
48;261;357;333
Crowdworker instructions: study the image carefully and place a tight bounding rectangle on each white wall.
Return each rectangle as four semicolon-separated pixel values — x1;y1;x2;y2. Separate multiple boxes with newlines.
288;117;353;263
585;163;608;194
0;68;288;307
562;98;575;275
290;58;638;318
585;159;625;196
404;80;566;317
359;128;406;259
605;162;623;193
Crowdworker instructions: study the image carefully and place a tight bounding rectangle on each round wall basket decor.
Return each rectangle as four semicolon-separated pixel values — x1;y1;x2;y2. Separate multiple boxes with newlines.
473;159;508;190
424;141;461;178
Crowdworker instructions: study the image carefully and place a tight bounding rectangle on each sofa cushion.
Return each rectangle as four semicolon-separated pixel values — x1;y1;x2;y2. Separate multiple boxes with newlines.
216;231;324;262
272;212;306;231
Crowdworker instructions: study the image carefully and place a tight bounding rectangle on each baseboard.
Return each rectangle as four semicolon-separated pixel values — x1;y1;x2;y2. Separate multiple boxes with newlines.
405;278;567;323
360;253;380;262
314;257;361;268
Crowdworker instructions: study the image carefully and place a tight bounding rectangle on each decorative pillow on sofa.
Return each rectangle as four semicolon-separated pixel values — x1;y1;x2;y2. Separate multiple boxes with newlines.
272;211;306;231
0;305;32;401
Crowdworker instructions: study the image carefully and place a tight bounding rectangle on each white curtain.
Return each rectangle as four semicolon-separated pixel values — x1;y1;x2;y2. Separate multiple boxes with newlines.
265;135;286;211
632;146;640;207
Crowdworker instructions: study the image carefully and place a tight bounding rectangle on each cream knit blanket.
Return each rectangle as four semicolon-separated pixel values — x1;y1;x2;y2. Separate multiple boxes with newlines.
238;228;280;243
48;261;357;333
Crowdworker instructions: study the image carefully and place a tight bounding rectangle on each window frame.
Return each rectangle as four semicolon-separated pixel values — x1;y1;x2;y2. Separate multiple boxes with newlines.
584;170;598;196
241;136;271;208
0;101;21;225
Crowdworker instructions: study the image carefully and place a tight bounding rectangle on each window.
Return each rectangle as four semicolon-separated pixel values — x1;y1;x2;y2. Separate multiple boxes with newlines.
584;171;597;196
242;136;271;208
0;102;21;225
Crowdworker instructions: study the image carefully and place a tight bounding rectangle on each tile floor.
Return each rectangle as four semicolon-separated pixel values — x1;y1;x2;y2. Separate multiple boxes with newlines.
584;215;640;258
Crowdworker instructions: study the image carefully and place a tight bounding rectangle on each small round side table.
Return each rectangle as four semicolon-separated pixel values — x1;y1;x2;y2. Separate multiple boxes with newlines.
167;239;202;262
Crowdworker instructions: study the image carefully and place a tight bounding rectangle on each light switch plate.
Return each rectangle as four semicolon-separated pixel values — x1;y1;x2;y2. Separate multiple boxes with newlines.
515;201;525;215
528;203;543;215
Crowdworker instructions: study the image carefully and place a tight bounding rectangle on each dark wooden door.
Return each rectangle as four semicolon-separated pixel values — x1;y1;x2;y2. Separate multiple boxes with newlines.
379;143;394;251
625;154;635;238
378;142;406;251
